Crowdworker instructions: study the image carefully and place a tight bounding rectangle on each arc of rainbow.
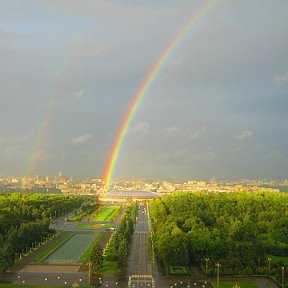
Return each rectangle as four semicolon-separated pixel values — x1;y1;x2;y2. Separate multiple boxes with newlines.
24;31;89;177
102;0;213;189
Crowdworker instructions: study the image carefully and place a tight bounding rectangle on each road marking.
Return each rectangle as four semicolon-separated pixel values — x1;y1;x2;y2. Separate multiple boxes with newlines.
128;275;155;288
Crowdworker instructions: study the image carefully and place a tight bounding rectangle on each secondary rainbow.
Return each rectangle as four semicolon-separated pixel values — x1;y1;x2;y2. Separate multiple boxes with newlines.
24;31;89;177
102;0;213;189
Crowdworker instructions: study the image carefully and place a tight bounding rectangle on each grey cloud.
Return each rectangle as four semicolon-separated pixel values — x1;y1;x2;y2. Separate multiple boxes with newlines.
71;134;92;145
162;126;207;140
0;133;32;145
74;89;85;98
133;122;150;135
235;130;253;140
273;70;288;86
188;126;207;140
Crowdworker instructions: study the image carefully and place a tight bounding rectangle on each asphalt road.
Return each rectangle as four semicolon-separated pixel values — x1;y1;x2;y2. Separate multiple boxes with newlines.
127;205;155;288
13;272;88;287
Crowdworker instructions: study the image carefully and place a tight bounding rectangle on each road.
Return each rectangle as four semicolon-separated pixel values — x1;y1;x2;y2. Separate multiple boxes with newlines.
127;205;155;288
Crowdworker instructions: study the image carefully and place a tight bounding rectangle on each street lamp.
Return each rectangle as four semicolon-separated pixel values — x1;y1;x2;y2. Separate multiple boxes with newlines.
281;266;285;288
215;262;221;288
267;257;272;275
204;258;209;275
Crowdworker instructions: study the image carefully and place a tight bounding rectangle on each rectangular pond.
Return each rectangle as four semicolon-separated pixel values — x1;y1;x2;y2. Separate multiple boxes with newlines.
44;233;96;264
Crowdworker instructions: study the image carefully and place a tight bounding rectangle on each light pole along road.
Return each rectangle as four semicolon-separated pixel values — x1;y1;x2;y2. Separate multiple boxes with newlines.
127;204;155;288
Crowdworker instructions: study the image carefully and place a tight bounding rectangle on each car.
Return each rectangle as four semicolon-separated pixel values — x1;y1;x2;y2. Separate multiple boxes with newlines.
106;227;116;231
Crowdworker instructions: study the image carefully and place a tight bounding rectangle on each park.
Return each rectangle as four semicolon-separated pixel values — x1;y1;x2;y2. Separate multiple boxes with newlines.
0;192;287;288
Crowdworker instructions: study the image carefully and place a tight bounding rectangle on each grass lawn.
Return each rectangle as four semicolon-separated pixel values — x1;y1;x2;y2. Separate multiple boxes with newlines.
90;206;121;222
267;254;288;265
167;266;190;276
97;259;121;275
68;210;89;222
33;232;74;263
76;223;113;229
211;281;259;288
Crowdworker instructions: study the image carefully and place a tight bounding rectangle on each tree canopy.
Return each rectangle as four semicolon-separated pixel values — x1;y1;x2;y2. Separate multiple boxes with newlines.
150;191;288;275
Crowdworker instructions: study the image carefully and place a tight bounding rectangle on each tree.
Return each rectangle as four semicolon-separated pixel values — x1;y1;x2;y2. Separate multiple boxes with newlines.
0;243;15;272
89;243;103;272
118;238;129;266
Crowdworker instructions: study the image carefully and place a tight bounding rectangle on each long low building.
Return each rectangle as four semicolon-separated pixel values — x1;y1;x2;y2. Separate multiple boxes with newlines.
97;190;161;203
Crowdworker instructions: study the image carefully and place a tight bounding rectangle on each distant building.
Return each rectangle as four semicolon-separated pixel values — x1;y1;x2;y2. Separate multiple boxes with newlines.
98;190;161;203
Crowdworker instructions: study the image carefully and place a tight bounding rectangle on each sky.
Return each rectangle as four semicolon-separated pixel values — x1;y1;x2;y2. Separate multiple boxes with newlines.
0;0;288;181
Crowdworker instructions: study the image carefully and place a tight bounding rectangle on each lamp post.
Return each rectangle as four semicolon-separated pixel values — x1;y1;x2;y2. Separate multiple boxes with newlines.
267;257;271;275
88;260;91;285
204;258;209;275
281;266;285;288
215;262;221;288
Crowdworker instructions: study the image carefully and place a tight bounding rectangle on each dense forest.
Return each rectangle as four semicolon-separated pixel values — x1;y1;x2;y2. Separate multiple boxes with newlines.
150;191;288;278
0;193;83;271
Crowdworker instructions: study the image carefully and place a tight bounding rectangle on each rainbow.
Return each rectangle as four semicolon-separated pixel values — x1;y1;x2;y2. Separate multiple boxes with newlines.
102;0;212;189
25;31;89;177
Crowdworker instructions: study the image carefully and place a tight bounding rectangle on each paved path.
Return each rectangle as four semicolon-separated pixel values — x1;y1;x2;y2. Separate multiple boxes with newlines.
127;205;155;288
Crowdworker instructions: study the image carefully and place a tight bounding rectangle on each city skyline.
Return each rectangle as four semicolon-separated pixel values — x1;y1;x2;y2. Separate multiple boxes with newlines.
1;1;288;180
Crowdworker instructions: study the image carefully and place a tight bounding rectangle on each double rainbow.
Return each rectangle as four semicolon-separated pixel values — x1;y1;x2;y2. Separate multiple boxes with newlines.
102;0;212;189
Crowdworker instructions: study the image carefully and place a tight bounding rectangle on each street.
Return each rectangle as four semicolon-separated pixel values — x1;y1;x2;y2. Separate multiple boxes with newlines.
127;205;155;288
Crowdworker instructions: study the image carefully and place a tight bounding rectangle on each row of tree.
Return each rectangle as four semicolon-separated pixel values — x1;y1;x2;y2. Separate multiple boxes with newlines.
0;192;83;271
104;203;138;267
150;191;288;277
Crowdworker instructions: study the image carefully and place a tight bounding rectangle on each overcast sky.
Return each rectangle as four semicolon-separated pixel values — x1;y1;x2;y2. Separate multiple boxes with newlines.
1;0;288;181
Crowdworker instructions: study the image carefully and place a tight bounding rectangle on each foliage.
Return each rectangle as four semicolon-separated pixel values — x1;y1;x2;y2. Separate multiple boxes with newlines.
80;233;104;263
103;203;138;268
89;242;104;272
68;201;96;222
267;254;288;265
0;243;14;272
150;191;288;276
0;193;83;270
167;266;190;276
97;259;121;275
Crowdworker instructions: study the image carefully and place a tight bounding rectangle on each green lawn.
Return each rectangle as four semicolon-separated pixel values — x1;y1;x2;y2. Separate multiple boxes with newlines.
167;265;190;276
267;254;288;265
90;206;121;222
76;223;113;229
211;281;259;288
33;232;74;263
68;210;90;222
43;233;96;264
97;259;121;275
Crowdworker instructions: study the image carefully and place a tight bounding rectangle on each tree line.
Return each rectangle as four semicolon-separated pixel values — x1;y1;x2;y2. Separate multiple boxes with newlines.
101;203;138;268
150;191;288;279
0;193;83;271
